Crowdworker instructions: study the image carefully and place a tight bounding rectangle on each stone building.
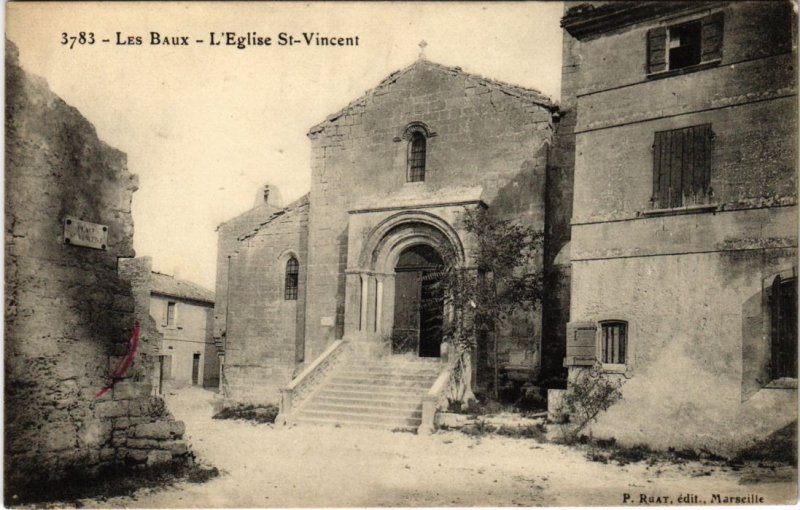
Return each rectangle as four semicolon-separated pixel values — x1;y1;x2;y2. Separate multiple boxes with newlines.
558;1;797;452
214;58;563;421
5;40;189;500
120;258;218;390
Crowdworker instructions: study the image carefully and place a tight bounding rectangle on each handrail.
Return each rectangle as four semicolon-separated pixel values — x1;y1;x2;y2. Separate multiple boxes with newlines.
419;363;452;434
277;339;349;425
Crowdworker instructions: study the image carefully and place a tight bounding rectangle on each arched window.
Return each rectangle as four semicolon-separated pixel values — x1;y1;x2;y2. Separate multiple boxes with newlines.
599;320;627;364
284;257;299;300
407;131;426;182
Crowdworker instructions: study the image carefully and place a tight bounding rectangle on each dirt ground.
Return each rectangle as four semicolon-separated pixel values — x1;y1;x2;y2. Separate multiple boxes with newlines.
82;386;797;508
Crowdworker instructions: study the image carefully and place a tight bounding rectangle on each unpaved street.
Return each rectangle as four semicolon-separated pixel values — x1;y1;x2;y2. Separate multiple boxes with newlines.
84;387;796;507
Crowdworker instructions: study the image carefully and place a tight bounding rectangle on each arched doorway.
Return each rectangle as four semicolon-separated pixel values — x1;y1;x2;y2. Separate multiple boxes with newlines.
392;244;444;357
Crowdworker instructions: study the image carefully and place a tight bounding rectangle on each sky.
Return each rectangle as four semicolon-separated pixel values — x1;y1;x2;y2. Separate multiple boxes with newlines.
6;2;564;291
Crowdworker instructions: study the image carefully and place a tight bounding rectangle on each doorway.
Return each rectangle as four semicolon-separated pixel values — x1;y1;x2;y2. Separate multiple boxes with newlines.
192;353;200;385
392;244;444;357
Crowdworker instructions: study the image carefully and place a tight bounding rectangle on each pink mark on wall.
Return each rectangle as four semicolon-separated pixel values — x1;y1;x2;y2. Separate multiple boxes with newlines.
95;321;140;398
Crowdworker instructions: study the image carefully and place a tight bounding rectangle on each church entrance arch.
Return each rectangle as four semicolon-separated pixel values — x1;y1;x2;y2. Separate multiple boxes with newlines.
351;210;465;358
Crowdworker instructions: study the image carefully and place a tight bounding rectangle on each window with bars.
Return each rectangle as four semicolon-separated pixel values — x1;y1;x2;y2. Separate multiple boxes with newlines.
652;124;713;209
771;276;797;380
407;132;426;182
600;321;627;365
284;257;299;300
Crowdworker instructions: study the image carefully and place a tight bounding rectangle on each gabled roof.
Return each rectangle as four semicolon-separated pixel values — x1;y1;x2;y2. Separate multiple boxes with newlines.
308;58;557;136
150;272;215;304
238;193;310;242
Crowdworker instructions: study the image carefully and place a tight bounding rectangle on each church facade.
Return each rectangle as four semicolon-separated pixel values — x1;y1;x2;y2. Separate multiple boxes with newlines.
213;1;797;450
213;59;564;405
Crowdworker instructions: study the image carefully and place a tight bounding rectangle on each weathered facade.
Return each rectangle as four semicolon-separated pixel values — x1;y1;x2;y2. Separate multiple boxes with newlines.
5;40;189;499
120;258;218;390
216;59;559;405
559;1;797;451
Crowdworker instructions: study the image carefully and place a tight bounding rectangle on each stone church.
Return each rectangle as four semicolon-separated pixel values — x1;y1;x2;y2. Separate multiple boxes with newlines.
213;58;567;427
214;0;797;448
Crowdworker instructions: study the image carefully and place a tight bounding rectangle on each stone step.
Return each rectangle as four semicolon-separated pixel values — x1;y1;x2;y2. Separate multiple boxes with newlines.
318;386;428;401
311;394;423;408
328;375;437;387
333;371;436;383
346;360;442;370
307;401;422;416
293;416;419;432
339;367;442;378
296;409;422;427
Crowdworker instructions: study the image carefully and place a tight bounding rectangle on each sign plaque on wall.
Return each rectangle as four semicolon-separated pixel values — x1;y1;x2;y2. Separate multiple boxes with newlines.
63;216;108;250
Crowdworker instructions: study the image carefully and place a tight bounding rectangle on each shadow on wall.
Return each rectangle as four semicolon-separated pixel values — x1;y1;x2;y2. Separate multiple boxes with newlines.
488;144;549;224
335;227;348;340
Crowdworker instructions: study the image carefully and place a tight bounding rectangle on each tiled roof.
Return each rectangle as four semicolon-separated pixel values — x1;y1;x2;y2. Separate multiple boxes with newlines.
308;59;557;136
150;272;215;304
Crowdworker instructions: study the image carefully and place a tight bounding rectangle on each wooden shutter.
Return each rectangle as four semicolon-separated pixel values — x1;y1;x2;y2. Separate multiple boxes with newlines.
701;12;724;62
647;27;667;74
653;131;670;208
565;321;597;366
175;302;183;329
653;125;712;208
162;300;169;326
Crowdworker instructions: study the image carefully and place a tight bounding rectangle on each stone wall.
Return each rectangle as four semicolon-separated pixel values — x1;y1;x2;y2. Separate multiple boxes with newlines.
213;191;281;353
564;2;798;451
5;40;189;500
117;257;165;393
222;196;309;404
304;60;554;376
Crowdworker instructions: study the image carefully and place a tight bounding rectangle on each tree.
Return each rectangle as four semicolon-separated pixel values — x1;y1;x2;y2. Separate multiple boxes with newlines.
430;207;544;402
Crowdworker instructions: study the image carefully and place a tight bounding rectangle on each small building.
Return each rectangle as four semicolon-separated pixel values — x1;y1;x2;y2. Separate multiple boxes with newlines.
558;1;797;452
120;257;218;390
150;271;218;388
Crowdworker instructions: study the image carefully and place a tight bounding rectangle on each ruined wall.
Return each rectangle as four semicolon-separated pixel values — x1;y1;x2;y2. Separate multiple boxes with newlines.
118;257;165;394
564;2;798;450
5;41;189;500
305;60;554;375
223;196;309;404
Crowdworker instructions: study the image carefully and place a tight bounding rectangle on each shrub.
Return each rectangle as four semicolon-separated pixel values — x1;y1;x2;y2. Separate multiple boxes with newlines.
212;404;279;424
495;422;547;442
553;364;624;444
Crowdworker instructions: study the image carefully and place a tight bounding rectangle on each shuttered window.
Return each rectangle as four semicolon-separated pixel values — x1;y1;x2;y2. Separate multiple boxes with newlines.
647;12;723;74
407;132;426;182
771;276;797;379
284;257;299;300
652;124;713;209
600;321;627;365
166;301;176;326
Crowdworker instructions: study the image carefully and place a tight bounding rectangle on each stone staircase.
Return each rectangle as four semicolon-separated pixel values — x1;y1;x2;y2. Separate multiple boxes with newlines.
293;356;442;430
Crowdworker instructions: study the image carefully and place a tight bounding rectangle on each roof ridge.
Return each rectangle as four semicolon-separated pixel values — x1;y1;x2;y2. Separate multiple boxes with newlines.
238;193;310;242
308;59;556;136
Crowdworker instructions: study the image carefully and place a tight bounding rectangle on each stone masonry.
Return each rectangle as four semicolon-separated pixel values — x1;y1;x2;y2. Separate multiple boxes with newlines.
216;58;561;405
4;40;190;500
559;1;797;452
